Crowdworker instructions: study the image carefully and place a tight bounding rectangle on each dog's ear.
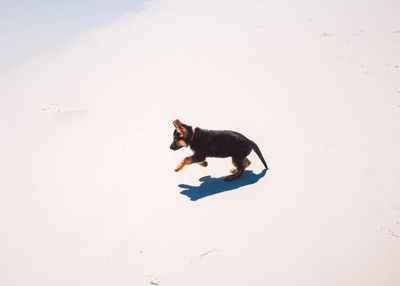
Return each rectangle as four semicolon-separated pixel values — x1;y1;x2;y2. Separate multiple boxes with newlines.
173;119;187;136
173;119;182;128
173;119;182;133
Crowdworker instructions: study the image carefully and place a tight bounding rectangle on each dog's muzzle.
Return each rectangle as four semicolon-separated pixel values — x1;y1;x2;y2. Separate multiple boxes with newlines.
170;143;179;150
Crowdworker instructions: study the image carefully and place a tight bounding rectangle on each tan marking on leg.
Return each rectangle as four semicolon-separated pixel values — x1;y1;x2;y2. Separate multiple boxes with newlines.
198;161;208;167
174;157;193;172
231;158;251;173
230;159;239;173
224;169;244;181
228;157;250;178
243;158;251;169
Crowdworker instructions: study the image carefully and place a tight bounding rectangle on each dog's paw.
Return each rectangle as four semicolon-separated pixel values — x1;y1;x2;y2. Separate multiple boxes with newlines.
199;161;208;167
230;168;237;173
224;170;243;181
224;174;236;181
174;166;182;172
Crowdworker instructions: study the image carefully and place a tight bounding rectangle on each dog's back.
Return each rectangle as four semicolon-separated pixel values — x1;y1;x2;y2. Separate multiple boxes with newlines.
190;128;252;158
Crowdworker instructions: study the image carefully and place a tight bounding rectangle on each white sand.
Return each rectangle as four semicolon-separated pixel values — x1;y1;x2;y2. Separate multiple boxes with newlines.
1;0;400;285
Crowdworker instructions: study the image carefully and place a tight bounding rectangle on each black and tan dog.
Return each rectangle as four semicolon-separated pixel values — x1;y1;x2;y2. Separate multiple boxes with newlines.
170;119;268;181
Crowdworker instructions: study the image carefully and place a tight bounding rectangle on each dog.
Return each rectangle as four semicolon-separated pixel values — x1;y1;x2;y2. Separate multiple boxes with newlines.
170;119;268;181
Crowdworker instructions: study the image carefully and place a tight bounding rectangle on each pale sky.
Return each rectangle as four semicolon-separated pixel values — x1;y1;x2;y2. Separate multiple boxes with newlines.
0;0;144;71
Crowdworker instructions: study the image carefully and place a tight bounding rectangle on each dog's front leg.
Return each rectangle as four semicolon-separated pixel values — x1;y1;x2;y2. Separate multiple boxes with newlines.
174;154;205;172
174;157;192;172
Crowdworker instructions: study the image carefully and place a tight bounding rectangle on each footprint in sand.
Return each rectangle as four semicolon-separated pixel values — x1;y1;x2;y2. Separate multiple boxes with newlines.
52;110;88;121
148;275;160;285
380;227;400;238
41;103;88;121
199;249;219;261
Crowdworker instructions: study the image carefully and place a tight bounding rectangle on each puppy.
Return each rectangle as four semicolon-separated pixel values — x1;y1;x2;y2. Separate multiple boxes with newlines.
170;119;268;181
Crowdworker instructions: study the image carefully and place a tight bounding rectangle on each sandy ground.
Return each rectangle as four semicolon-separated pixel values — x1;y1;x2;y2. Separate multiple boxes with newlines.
1;0;400;285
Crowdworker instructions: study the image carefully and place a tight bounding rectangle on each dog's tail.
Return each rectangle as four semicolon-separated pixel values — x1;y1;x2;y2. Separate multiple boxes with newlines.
249;140;268;170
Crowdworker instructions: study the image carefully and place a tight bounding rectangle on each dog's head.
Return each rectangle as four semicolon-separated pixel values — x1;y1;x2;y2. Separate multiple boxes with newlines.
170;119;192;150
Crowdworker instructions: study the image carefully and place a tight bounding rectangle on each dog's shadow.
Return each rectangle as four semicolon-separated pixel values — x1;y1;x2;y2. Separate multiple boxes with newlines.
179;169;267;201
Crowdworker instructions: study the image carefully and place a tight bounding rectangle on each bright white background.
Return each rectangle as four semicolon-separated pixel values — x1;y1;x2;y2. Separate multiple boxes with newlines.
1;0;400;285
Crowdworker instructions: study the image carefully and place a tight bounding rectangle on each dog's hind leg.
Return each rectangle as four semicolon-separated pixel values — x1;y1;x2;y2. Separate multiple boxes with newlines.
230;157;251;173
243;158;251;169
225;157;246;181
